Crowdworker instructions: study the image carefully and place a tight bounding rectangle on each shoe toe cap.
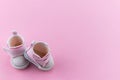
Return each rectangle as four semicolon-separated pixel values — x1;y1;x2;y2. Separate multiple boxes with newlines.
12;56;28;66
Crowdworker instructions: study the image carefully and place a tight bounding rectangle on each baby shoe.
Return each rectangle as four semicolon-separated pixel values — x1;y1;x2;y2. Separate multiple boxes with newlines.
24;41;54;71
3;31;29;69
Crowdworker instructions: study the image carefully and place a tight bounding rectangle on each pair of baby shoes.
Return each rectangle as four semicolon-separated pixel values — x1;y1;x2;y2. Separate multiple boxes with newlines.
3;31;54;71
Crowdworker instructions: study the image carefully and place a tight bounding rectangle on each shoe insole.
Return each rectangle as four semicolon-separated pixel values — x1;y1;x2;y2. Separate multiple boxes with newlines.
9;36;23;47
33;43;48;58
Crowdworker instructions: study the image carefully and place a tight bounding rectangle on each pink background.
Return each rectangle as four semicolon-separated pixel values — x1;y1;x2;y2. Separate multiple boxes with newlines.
0;0;120;80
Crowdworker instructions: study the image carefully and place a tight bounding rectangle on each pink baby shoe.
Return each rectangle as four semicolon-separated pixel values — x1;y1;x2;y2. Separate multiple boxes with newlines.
24;41;54;71
3;31;29;69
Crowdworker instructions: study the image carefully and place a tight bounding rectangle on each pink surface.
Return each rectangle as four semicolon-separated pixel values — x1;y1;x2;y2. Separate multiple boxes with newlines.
0;0;120;80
